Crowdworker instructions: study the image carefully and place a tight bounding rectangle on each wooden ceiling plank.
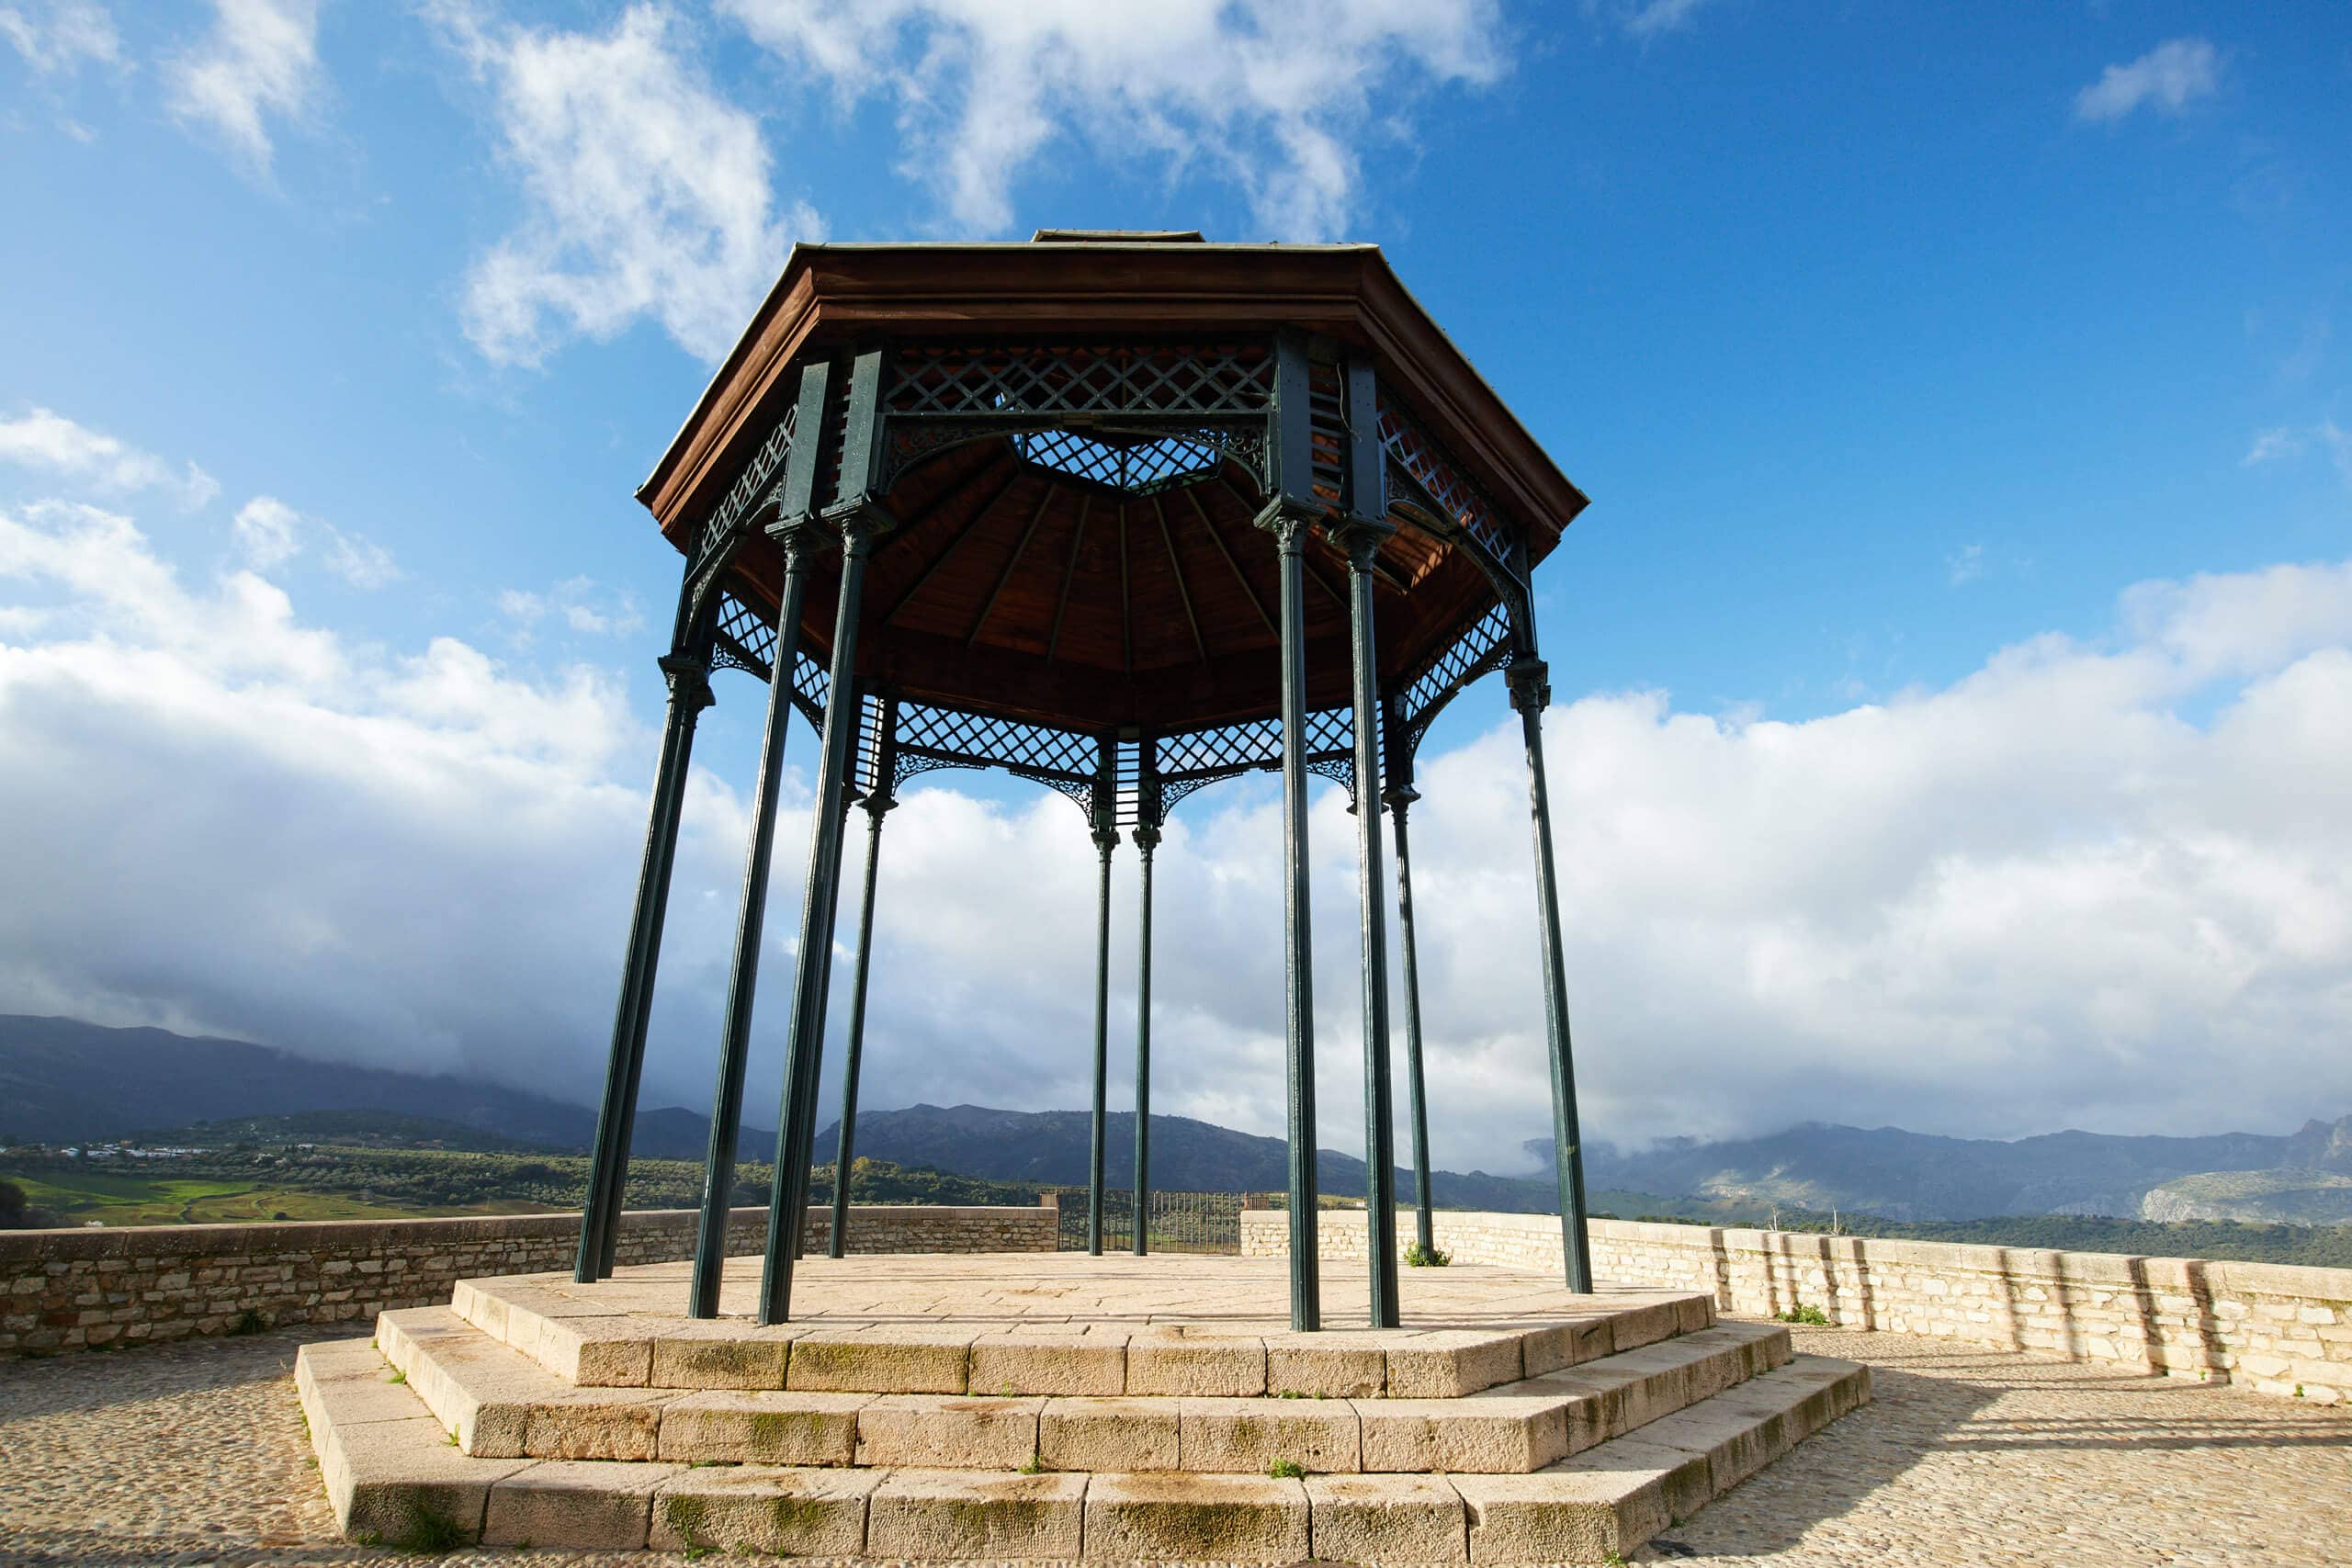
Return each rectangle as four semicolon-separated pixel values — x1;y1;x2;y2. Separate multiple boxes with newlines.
1046;492;1093;665
881;464;1023;626
1119;500;1132;675
967;487;1055;649
1152;493;1208;664
1184;485;1276;637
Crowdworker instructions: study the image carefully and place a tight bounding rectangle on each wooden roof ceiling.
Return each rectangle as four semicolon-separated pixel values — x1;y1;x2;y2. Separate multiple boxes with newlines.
646;241;1588;736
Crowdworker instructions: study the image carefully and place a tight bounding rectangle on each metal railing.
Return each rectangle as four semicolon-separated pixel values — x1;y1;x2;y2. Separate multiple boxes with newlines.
1044;1190;1262;1254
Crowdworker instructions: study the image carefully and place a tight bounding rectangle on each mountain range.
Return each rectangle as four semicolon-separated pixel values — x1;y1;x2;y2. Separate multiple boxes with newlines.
1531;1116;2352;1224
7;1015;2348;1225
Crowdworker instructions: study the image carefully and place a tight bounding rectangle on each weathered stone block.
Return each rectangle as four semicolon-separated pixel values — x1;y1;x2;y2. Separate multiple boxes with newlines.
647;1466;878;1556
1306;1473;1467;1564
1039;1395;1179;1472
866;1469;1087;1559
1126;1330;1267;1396
788;1328;969;1393
1453;1468;1668;1565
1356;1393;1566;1475
855;1393;1046;1469
1266;1333;1387;1397
1180;1395;1360;1473
1387;1332;1523;1399
481;1460;680;1550
967;1329;1126;1395
1084;1472;1309;1562
657;1390;866;1465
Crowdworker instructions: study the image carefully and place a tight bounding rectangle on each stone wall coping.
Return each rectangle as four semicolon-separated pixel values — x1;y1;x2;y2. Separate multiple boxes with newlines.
0;1204;1047;1265
1238;1208;2352;1301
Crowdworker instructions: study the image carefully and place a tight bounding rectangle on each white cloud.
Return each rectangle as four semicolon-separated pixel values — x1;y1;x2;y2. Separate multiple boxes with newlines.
1945;542;1984;586
2243;419;2352;489
0;0;120;74
6;446;2352;1165
430;2;816;368
2244;427;2304;467
500;575;645;643
230;492;401;586
2075;37;2220;125
0;408;218;509
323;529;401;590
1592;0;1713;40
164;0;323;180
722;0;1505;241
232;494;301;569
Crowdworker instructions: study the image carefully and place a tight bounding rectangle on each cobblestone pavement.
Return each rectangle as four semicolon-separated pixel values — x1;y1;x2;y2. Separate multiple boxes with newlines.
1;1321;2345;1567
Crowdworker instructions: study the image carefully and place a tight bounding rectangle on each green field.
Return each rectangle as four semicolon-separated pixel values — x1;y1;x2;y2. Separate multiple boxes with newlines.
6;1168;559;1226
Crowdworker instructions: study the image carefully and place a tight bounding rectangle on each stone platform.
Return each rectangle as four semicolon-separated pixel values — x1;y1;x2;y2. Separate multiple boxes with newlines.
296;1253;1870;1562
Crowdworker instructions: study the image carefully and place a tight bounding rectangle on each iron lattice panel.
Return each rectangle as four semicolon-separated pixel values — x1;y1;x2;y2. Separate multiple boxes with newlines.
1401;602;1512;723
711;590;777;678
1376;393;1519;580
693;402;798;572
1012;426;1225;494
707;587;831;732
892;699;1101;817
887;343;1275;420
1133;705;1361;824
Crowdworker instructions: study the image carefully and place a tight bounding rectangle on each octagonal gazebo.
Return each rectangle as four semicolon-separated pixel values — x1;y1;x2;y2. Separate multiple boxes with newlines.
572;232;1594;1333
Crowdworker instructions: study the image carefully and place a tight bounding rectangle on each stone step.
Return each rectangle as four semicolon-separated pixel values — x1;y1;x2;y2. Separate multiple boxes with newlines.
377;1305;1789;1474
450;1269;1713;1397
298;1333;1871;1562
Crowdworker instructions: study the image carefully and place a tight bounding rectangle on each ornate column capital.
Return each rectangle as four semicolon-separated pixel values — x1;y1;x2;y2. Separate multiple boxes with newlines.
1381;782;1420;816
657;651;715;714
1251;497;1321;554
763;512;830;568
820;496;898;555
1327;514;1398;571
1506;658;1553;715
1131;822;1162;854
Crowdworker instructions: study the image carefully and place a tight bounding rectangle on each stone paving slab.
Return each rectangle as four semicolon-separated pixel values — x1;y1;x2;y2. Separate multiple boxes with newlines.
10;1314;2352;1565
385;1295;1788;1474
452;1253;1706;1400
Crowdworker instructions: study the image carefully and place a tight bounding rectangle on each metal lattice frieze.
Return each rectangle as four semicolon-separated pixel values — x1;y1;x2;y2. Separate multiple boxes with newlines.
1013;426;1224;494
1400;602;1512;722
892;699;1100;788
1376;392;1519;578
887;343;1275;420
712;590;777;679
692;402;798;573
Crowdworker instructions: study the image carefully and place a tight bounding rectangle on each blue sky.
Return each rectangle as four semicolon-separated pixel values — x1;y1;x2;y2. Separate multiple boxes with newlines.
3;2;2349;1164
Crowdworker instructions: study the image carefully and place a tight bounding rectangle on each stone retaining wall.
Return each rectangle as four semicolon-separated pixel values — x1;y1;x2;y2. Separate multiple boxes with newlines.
1241;1208;2352;1404
0;1204;1054;1355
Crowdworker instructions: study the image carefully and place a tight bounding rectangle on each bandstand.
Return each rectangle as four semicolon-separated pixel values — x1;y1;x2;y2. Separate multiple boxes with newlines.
573;232;1597;1333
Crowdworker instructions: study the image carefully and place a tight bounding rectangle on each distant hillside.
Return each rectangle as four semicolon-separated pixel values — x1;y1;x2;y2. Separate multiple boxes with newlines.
0;1015;758;1161
1531;1115;2352;1224
131;1110;558;1153
811;1103;1562;1212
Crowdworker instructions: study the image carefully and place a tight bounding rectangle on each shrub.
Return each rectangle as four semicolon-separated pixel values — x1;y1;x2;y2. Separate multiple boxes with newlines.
1404;1240;1451;1268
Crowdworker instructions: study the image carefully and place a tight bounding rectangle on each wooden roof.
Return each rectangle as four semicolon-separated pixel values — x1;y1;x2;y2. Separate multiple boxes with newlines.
644;241;1588;735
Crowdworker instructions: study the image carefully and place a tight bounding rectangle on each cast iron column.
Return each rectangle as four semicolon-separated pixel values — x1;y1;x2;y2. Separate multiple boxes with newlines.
1087;776;1117;1257
1339;523;1400;1326
761;532;885;1320
1261;506;1320;1330
1385;778;1437;1258
687;526;818;1316
1131;807;1159;1257
790;778;860;1264
1508;658;1593;1292
577;637;712;1281
828;766;895;1258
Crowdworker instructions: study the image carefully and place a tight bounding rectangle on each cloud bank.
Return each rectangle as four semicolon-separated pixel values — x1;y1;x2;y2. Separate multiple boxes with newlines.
432;2;820;367
5;431;2351;1170
722;0;1506;241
